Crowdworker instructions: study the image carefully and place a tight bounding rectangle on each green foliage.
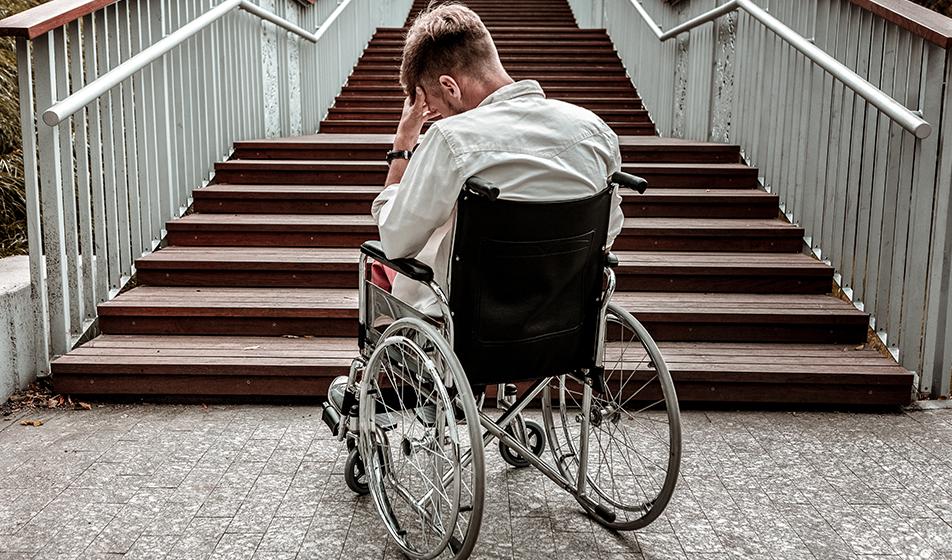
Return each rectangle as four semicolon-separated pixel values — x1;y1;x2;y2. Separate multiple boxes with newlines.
0;0;47;258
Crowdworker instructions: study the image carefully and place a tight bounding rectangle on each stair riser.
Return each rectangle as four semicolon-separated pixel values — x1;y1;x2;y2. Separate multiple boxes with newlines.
331;97;644;110
140;267;832;294
324;109;650;122
230;145;740;164
351;66;626;77
344;76;633;87
192;194;778;219
337;87;637;98
52;374;341;398
49;373;911;405
615;233;803;253
97;313;865;344
211;166;751;189
98;316;358;337
318;121;656;135
167;228;803;253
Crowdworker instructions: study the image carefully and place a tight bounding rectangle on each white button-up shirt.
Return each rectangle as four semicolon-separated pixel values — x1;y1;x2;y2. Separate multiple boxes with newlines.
372;80;624;314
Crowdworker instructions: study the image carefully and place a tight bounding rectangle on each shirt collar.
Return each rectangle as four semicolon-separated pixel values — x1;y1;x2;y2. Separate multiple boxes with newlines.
477;80;545;107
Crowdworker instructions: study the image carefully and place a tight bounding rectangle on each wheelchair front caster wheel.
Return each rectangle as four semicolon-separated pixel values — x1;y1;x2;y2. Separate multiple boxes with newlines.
344;448;369;495
499;419;545;468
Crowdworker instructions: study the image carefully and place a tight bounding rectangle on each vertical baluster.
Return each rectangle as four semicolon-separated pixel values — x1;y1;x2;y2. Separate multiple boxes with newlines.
839;8;875;301
871;29;911;343
50;27;82;342
16;38;51;372
822;0;854;265
151;0;176;228
80;14;109;308
112;2;143;262
32;34;70;357
66;20;96;327
883;34;923;352
803;0;834;246
852;16;886;313
94;11;123;297
862;24;900;322
126;0;154;254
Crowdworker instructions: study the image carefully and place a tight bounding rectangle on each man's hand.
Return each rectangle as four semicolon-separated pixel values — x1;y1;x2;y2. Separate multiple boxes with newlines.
394;87;437;151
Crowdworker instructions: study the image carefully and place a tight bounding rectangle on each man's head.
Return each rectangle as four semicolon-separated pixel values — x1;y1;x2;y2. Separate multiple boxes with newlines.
400;3;513;117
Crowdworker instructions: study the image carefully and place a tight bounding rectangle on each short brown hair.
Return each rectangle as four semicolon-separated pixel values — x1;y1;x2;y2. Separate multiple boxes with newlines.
400;3;498;96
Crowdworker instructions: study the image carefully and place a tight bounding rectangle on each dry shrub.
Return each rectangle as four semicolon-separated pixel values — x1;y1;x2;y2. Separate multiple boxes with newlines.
0;0;47;258
913;0;952;16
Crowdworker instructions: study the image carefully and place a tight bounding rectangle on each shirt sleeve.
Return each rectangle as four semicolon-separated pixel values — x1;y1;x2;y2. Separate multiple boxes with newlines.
371;126;463;259
606;132;624;248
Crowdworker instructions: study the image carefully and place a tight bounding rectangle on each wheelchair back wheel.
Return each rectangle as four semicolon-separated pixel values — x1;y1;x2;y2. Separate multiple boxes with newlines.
541;302;682;530
358;317;485;560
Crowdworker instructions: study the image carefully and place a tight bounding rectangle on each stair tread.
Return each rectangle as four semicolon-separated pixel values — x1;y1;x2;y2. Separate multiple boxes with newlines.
98;286;862;318
235;133;739;150
138;246;828;271
167;213;799;233
53;335;907;381
196;185;769;198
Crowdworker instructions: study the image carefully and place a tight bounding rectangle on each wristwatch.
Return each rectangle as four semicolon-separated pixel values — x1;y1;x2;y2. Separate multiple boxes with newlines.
386;149;413;165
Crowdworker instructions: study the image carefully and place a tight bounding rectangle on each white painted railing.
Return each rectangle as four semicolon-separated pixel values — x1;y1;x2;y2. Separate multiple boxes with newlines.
569;0;952;398
7;0;413;374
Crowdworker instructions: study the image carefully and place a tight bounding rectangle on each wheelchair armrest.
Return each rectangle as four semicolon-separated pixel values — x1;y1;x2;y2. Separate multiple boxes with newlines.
606;252;619;268
610;171;648;194
360;240;435;284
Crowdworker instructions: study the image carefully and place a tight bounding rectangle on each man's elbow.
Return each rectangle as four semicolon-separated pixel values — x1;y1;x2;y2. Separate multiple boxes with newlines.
378;224;421;260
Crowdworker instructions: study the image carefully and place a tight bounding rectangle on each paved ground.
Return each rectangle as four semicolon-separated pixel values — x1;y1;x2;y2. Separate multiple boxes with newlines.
0;403;951;560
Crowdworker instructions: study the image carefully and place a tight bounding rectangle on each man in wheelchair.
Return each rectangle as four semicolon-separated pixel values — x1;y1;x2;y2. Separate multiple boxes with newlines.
320;4;682;559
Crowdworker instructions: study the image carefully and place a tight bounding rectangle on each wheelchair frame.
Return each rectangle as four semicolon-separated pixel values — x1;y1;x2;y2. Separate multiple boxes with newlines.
321;174;681;559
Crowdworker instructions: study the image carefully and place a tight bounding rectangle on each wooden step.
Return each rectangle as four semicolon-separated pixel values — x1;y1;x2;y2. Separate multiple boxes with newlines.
164;214;803;252
373;26;602;37
52;335;354;396
325;107;649;123
332;95;644;111
231;134;739;164
318;119;656;135
344;74;633;88
212;160;753;189
193;185;778;219
337;84;637;97
351;66;626;78
50;336;911;404
137;247;833;293
95;287;868;343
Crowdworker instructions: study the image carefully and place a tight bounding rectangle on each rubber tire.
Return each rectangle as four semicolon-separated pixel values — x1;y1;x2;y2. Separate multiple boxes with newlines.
499;419;545;468
344;448;370;496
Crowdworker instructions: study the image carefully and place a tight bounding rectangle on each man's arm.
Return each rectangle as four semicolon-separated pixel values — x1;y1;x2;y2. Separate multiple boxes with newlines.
371;89;463;259
385;87;437;187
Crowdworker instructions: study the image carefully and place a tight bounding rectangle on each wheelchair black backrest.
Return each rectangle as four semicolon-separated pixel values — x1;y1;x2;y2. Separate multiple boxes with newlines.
448;179;614;386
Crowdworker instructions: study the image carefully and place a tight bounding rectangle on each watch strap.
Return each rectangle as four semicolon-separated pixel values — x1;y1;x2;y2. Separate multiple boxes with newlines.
386;149;413;164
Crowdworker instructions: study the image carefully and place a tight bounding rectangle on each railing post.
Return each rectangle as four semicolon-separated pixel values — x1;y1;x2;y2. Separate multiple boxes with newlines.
260;0;281;137
710;10;737;143
920;49;952;399
31;33;70;358
16;38;50;375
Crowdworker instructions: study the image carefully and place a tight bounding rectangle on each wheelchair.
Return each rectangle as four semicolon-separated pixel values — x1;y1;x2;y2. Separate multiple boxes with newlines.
321;172;682;559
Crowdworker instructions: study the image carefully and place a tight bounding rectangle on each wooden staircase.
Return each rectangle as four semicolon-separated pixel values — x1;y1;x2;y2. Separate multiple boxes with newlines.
50;0;914;405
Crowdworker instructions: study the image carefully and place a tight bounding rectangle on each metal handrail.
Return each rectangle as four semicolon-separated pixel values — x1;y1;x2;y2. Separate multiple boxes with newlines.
42;0;329;126
628;0;933;139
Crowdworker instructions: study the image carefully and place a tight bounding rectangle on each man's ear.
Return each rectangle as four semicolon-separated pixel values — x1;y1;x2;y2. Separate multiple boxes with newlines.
438;75;462;100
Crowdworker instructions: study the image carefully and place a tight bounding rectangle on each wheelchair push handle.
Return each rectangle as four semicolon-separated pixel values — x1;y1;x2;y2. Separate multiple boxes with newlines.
610;171;648;194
